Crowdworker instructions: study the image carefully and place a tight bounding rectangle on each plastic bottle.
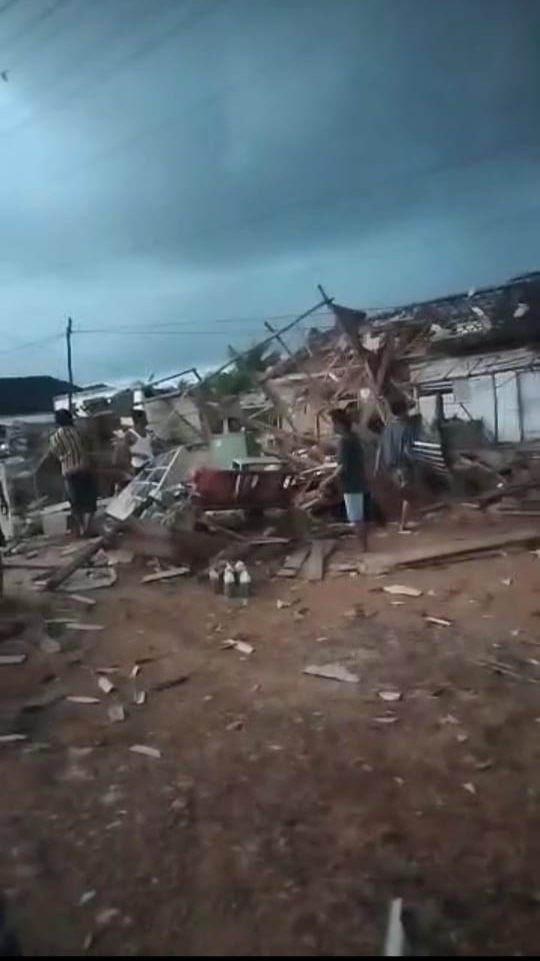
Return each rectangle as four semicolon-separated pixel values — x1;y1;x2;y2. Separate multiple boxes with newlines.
208;566;220;594
223;563;236;598
237;562;252;599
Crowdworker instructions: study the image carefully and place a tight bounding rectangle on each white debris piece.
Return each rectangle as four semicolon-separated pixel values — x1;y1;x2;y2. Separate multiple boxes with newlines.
69;594;96;607
66;623;104;632
424;616;452;627
40;635;62;654
130;664;140;679
378;691;402;703
129;744;161;759
66;696;100;705
222;639;254;655
97;676;115;695
108;704;125;723
234;641;254;655
303;663;359;683
373;715;398;724
383;584;423;598
501;578;512;587
78;891;97;908
0;733;27;743
0;654;27;665
133;690;147;706
463;781;477;795
96;907;120;926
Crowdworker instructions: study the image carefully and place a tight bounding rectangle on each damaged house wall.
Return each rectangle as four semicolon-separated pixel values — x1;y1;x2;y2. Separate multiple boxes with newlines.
410;348;540;444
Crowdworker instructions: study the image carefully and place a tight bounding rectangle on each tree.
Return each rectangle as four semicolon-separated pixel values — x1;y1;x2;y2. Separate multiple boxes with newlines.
212;343;279;396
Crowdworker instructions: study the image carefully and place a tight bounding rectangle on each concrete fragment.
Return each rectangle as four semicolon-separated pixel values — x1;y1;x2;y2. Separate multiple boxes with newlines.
303;663;359;683
66;696;100;705
129;744;161;759
66;623;104;631
78;891;96;908
40;635;62;655
69;594;96;607
97;676;115;695
96;907;120;926
234;640;254;655
0;654;26;665
108;704;125;723
383;584;423;598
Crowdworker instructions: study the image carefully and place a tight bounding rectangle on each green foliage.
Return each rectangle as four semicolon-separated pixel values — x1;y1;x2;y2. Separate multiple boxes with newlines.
212;343;278;396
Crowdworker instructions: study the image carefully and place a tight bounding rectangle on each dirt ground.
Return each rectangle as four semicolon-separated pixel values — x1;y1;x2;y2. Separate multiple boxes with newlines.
3;514;540;955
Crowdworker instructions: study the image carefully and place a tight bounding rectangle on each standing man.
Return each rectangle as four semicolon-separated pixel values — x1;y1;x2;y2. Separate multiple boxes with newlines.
375;399;416;533
125;408;154;475
324;408;368;550
49;409;97;537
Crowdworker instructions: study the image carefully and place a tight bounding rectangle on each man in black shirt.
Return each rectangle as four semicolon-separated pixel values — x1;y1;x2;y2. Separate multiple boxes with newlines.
323;408;368;550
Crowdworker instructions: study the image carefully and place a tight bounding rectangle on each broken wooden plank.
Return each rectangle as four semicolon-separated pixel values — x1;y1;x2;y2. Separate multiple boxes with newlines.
276;544;310;578
302;539;336;581
360;528;540;576
141;566;190;584
44;533;111;591
66;594;96;607
0;653;27;665
303;663;359;683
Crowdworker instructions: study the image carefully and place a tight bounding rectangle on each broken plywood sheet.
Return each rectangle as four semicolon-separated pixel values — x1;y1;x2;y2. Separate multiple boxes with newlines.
303;663;359;683
276;545;310;578
360;528;540;576
302;539;336;582
141;566;190;584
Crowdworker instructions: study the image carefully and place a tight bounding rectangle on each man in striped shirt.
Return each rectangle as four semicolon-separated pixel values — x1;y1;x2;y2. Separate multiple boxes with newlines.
49;409;97;537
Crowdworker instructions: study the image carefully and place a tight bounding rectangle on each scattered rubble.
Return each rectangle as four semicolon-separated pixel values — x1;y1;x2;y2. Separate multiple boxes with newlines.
383;585;423;598
129;744;162;759
303;663;359;683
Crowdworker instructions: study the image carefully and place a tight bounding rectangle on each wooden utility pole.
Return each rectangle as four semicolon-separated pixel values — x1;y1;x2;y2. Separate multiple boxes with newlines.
66;317;74;411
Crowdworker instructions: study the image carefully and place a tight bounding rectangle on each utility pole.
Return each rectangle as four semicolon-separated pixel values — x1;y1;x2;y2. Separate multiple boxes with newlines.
66;317;73;412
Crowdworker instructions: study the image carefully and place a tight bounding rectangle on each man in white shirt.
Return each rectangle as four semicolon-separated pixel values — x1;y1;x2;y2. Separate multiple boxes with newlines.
126;408;154;474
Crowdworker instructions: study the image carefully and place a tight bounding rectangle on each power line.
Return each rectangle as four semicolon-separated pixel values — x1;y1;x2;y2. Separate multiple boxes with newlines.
46;2;346;183
71;310;333;334
0;0;221;138
7;0;92;71
73;325;336;337
0;0;71;55
0;332;62;355
0;0;19;16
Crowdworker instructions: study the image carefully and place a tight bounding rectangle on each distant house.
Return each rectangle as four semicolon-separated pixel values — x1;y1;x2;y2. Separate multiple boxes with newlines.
0;376;78;426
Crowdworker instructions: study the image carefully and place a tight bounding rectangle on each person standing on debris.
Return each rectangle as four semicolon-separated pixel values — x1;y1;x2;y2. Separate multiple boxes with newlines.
126;408;154;474
375;398;416;533
49;409;97;538
323;408;369;550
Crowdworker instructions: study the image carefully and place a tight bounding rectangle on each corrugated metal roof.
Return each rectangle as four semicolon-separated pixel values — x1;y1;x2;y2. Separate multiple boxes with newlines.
410;346;540;386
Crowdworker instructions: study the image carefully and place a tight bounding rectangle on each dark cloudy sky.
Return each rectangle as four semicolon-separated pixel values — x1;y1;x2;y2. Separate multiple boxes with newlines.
0;0;539;385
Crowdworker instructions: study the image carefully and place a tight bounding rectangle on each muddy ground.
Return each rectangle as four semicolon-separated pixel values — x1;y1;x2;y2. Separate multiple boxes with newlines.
2;514;540;955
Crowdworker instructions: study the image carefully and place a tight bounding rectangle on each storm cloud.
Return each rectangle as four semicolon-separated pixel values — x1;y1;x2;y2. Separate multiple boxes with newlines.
0;0;539;383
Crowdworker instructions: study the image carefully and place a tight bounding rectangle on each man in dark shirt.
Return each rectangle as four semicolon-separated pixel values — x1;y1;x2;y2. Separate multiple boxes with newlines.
375;398;416;532
323;408;368;550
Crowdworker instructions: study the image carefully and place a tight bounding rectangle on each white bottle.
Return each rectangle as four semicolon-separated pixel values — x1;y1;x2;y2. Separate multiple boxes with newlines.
223;563;236;598
237;563;252;599
208;566;220;594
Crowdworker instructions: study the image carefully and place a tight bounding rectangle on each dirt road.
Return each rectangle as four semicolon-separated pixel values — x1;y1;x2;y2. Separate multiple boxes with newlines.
2;520;540;954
